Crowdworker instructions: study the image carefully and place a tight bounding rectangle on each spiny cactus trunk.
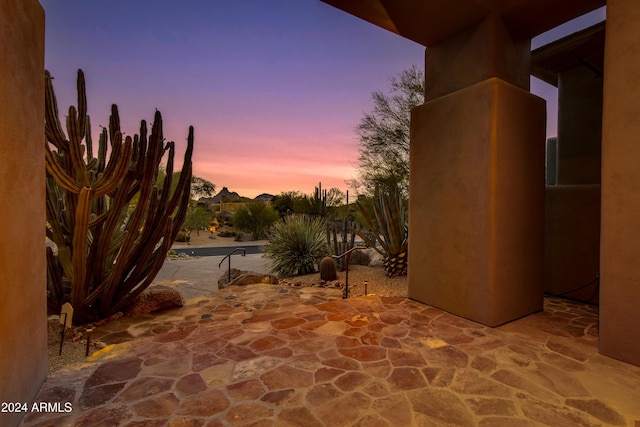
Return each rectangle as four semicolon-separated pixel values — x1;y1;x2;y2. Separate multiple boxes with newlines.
45;69;193;324
383;252;407;277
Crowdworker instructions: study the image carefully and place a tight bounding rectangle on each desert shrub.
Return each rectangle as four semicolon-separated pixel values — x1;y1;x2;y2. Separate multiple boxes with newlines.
319;256;337;281
233;201;279;240
217;229;236;238
264;215;328;277
349;249;371;266
175;230;191;243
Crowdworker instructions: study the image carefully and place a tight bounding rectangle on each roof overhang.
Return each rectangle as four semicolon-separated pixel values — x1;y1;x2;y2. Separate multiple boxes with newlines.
320;0;606;46
531;22;605;87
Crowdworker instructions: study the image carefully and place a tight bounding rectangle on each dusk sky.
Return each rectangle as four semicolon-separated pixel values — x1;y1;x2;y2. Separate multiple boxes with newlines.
40;1;605;199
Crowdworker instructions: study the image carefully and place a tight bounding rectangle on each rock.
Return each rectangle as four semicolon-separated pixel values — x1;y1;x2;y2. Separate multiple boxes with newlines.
367;249;385;268
123;285;184;316
217;268;245;288
225;273;278;288
218;269;278;289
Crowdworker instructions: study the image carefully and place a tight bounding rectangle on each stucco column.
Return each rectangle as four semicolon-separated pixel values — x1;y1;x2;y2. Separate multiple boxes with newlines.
0;1;47;426
556;66;603;185
600;0;640;367
409;14;546;326
544;65;602;303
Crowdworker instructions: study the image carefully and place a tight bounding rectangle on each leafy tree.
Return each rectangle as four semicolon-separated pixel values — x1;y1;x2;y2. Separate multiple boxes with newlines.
157;169;215;203
353;65;424;196
232;201;279;240
271;191;303;217
183;206;211;235
326;187;345;208
191;176;216;201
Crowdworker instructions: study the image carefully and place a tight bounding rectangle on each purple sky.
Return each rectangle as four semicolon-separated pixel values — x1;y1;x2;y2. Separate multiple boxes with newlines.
40;1;605;198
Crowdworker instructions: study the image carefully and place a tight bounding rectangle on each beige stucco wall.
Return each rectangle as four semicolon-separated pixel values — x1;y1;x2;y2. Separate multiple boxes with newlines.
556;66;603;186
600;0;640;366
0;1;47;426
544;185;600;303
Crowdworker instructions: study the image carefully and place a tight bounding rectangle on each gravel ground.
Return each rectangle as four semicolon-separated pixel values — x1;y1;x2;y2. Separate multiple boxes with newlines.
47;320;102;373
279;264;408;298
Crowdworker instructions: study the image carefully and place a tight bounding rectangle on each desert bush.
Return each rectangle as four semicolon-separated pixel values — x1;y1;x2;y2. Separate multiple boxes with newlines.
348;248;371;266
175;230;191;243
319;256;338;281
233;201;279;240
264;215;328;277
217;229;236;238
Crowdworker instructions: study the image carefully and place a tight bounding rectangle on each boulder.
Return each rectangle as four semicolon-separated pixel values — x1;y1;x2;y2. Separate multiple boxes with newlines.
124;285;184;316
218;270;278;289
366;248;385;268
217;268;245;288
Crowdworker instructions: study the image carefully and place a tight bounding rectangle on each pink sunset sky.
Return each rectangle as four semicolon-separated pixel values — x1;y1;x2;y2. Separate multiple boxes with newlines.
41;1;605;199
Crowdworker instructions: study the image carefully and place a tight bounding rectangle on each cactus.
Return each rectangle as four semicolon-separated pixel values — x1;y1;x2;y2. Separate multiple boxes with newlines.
326;216;357;271
45;69;193;323
319;256;337;281
355;187;408;277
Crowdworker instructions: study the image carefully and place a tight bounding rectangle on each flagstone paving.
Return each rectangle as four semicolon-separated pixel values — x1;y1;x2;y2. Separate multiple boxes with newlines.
21;284;640;426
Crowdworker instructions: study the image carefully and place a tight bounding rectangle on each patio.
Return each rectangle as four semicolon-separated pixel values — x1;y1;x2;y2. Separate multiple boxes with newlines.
20;283;640;426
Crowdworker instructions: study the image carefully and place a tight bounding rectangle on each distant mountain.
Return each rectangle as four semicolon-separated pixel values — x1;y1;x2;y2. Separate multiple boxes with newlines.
254;193;275;203
197;187;273;205
212;187;241;203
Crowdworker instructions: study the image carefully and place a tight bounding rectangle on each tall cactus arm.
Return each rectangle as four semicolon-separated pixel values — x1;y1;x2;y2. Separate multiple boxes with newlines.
45;144;81;193
76;69;87;142
66;106;90;187
93;136;133;197
157;141;175;214
166;126;194;215
109;104;121;148
44;70;69;151
85;115;94;161
97;128;108;171
69;187;92;318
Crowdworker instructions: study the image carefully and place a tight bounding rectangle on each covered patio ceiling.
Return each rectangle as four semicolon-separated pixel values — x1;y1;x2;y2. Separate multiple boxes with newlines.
321;0;606;46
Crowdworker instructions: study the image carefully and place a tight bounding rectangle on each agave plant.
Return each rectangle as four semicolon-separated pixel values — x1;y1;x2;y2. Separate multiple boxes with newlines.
355;187;408;276
264;215;328;277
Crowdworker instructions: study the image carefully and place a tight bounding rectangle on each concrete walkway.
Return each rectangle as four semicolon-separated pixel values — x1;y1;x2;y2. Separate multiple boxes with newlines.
154;253;271;301
21;284;640;426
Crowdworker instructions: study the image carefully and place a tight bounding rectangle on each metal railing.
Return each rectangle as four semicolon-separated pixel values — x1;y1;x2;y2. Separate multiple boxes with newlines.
332;246;367;299
219;247;246;283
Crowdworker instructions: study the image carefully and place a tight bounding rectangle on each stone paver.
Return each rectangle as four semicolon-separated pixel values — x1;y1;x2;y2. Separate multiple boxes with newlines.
21;285;640;426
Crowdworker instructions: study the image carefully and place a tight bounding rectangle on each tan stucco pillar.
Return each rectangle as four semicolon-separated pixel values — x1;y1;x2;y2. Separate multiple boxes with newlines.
556;66;603;185
0;1;47;426
600;0;640;367
409;15;546;326
544;64;603;303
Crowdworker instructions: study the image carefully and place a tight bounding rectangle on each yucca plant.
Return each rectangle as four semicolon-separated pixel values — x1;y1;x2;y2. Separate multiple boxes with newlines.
355;187;408;276
264;215;328;277
45;69;193;323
